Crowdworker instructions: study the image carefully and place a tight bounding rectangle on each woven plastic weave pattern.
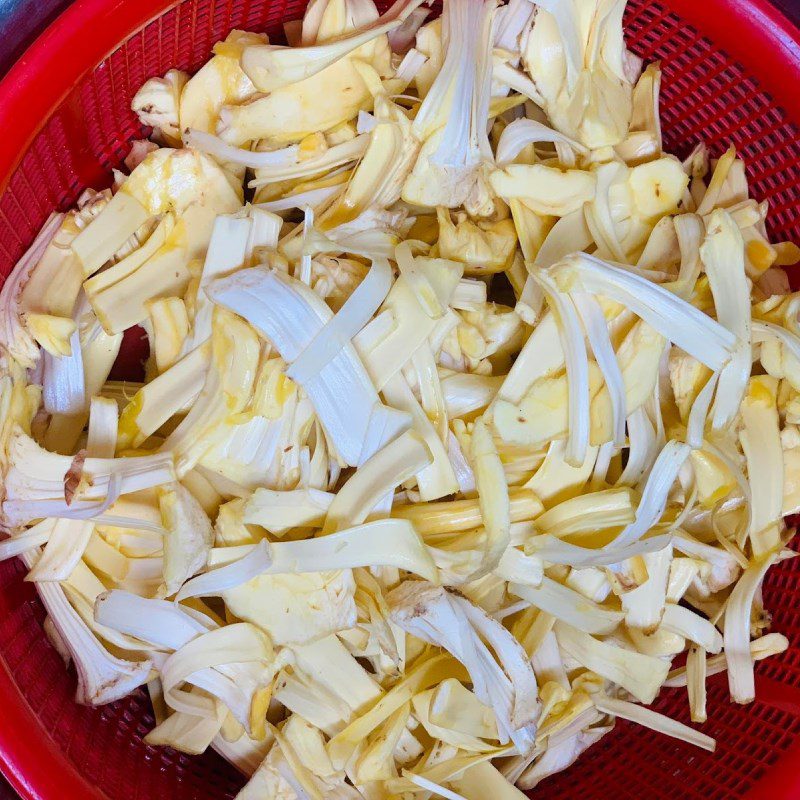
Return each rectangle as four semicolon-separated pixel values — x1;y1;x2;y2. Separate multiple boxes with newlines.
1;1;800;799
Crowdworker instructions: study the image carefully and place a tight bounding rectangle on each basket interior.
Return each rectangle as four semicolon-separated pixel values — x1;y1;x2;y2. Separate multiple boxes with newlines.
2;0;800;798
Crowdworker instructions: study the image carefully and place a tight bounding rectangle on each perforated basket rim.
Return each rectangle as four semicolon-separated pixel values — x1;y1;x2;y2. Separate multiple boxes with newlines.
0;0;800;798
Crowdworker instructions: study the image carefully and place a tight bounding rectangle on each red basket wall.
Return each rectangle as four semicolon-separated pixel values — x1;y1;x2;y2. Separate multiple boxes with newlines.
1;0;800;798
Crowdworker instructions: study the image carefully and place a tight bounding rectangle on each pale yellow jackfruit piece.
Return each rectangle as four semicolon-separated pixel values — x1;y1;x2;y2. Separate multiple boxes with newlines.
436;208;517;274
25;313;76;357
180;30;267;135
740;375;783;557
223;570;356;646
161;308;260;476
132;69;189;145
219;56;372;146
451;761;529;800
307;0;393;72
240;4;402;95
85;213;177;298
158;482;213;596
411;684;498;753
616;62;662;165
116;342;209;450
536;487;636;542
85;215;191;335
280;715;337;780
119;147;243;218
393;489;541;541
321;92;420;228
752;293;786;324
712;155;749;210
508;199;556;265
492;363;605;447
525;439;597;505
627;156;689;221
303;0;346;43
584;160;630;262
781;426;800;515
20;212;86;319
744;230;778;277
695;146;737;216
690;449;736;509
327;120;359;146
250;356;297;420
235;742;297;800
214;498;265;547
80;150;242;333
305;255;363;310
72;147;242;279
146;297;190;374
440;304;524;374
414;17;442;98
591;321;666;443
637;215;679;272
354;704;409;781
489;163;596;216
179;470;222;517
253;166;350;210
522;0;634;149
759;330;800;393
669;349;711;422
297;131;330;162
783;391;800;426
400;126;477;209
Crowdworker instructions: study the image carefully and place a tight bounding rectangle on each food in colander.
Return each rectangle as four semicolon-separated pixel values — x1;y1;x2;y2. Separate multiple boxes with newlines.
1;0;798;795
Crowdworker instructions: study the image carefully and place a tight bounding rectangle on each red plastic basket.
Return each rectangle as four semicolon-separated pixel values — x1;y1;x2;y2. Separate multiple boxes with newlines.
1;0;800;798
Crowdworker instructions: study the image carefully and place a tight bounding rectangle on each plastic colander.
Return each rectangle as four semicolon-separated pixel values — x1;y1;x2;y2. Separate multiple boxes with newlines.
0;0;799;798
